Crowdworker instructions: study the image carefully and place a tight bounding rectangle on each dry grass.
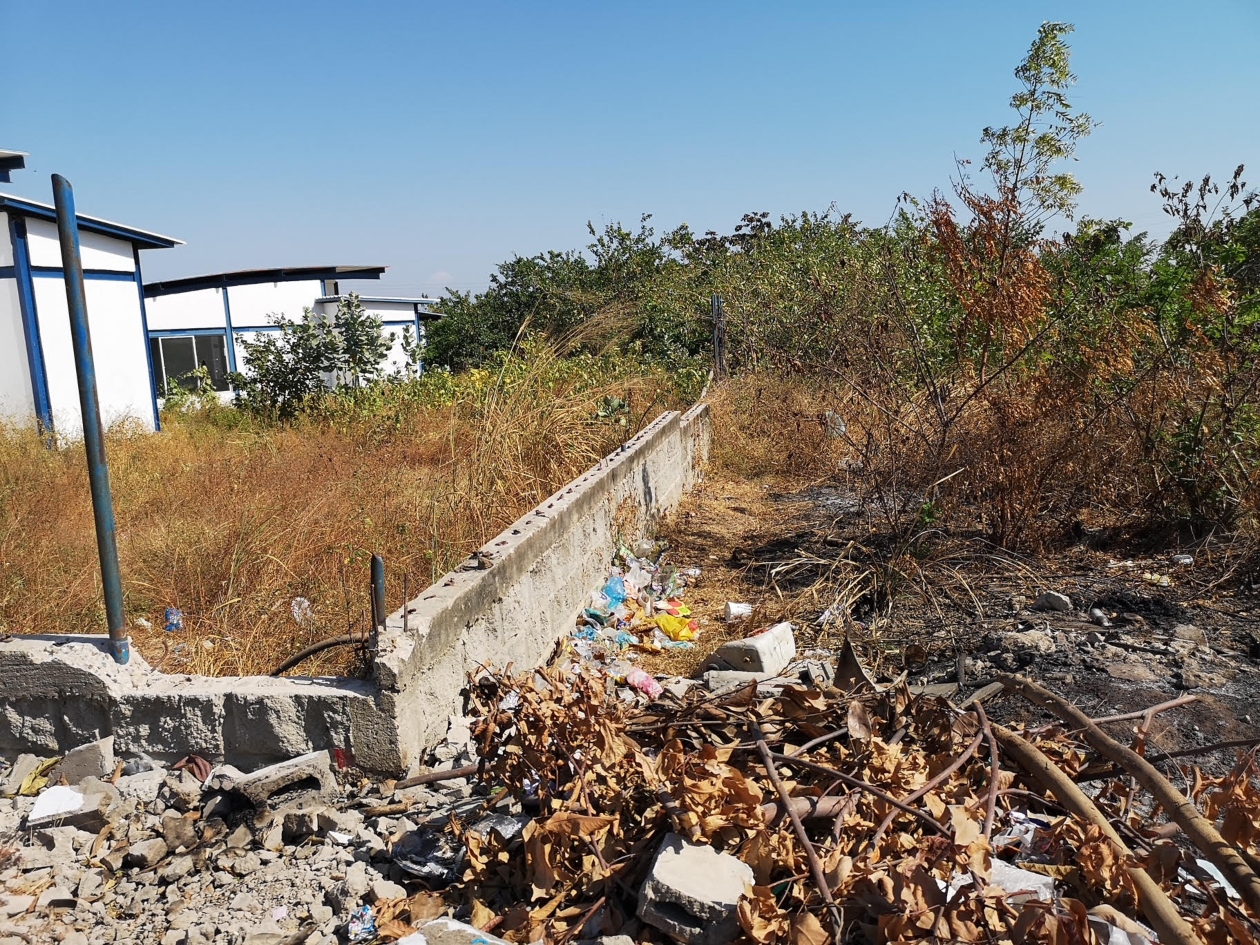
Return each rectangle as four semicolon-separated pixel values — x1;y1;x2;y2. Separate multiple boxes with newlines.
0;353;681;677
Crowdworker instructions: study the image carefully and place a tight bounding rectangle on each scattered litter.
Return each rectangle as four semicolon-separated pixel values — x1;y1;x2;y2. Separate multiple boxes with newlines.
1171;554;1195;567
163;607;183;633
724;602;753;623
27;784;85;823
290;596;313;624
347;904;376;943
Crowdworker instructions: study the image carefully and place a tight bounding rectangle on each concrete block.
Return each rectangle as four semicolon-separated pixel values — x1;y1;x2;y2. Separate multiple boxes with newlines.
712;622;796;675
50;736;115;785
208;750;335;807
637;833;754;945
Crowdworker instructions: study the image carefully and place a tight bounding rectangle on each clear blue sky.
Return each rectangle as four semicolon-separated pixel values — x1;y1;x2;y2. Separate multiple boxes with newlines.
3;1;1257;297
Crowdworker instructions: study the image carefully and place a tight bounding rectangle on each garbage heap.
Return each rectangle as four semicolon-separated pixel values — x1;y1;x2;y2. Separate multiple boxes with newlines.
429;662;1260;945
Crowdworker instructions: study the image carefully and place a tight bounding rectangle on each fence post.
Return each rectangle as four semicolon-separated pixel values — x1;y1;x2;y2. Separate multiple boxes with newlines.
711;294;728;381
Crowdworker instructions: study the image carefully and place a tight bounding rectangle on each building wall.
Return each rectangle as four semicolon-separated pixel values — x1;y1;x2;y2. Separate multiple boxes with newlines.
144;287;227;333
25;218;136;273
1;213;156;434
226;280;322;328
0;276;36;421
33;276;156;435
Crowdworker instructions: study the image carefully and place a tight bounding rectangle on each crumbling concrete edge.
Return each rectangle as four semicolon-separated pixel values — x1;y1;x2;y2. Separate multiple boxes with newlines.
0;405;711;775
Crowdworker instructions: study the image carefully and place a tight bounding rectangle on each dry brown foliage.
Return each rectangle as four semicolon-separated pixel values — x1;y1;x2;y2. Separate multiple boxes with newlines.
387;663;1260;944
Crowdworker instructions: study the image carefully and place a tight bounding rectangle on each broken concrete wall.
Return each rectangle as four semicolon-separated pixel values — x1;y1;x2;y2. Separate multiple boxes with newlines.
0;405;710;774
374;403;711;771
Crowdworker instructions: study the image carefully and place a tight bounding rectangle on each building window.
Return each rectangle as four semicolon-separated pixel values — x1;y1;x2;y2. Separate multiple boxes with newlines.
150;334;230;395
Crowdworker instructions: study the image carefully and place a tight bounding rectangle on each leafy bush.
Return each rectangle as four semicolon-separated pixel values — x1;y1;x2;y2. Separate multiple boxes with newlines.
229;294;394;418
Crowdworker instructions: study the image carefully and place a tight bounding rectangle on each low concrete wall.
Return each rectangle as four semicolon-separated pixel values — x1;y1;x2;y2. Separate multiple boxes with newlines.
0;405;711;774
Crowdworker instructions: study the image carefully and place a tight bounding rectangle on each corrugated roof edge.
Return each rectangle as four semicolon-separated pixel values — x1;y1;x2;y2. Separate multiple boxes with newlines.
144;265;387;297
0;192;182;249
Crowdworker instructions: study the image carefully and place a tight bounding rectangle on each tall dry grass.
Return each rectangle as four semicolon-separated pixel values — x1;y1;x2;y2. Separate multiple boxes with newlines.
0;350;680;676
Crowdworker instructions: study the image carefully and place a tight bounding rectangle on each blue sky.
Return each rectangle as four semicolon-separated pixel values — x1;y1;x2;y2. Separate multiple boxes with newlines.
3;1;1257;297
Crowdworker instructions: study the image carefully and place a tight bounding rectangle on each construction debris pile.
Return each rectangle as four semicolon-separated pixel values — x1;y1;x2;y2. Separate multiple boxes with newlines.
1;632;1258;945
431;663;1260;945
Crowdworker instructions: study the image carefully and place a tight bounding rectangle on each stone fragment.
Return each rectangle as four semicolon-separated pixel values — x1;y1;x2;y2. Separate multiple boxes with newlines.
1001;629;1056;658
316;808;364;835
1031;591;1072;613
36;885;76;909
0;894;35;917
637;833;754;945
1179;660;1231;690
161;810;199;852
78;869;105;901
1105;662;1159;683
703;670;773;694
49;737;115;786
207;751;336;807
160;856;195;883
1;753;47;795
327;860;371;912
712;622;796;675
281;803;326;841
115;769;166;804
26;784;117;832
125;838;170;870
161;770;205;812
1173;623;1208;646
370;878;407;902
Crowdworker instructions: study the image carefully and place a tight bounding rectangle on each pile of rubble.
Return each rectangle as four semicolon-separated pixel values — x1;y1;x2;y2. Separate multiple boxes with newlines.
2;616;1258;944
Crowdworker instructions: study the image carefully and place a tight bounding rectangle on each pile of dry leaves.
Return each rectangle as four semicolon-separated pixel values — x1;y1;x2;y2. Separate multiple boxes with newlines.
383;661;1260;945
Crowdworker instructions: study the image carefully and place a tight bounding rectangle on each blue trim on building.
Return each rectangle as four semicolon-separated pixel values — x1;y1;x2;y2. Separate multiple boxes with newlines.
30;266;138;282
221;288;239;372
0;265;14;279
0;194;180;249
133;246;161;432
7;216;53;431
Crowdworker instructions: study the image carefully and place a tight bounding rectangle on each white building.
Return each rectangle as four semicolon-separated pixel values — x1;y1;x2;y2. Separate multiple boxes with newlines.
141;268;438;397
0;190;182;435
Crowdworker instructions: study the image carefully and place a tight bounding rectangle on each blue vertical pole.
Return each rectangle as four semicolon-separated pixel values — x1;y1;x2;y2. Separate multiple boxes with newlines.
51;175;129;665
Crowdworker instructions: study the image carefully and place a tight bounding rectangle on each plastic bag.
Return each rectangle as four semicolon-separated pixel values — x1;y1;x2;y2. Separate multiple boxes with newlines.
626;668;663;699
654;613;699;642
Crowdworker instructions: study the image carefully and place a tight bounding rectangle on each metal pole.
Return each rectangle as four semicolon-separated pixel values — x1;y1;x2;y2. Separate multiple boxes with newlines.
51;175;129;665
370;554;386;631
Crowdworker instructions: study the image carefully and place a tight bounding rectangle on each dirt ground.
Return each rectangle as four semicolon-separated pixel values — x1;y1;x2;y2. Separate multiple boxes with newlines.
647;466;1260;774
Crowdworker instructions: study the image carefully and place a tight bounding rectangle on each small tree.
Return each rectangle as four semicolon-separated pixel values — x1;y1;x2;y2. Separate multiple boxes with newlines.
231;310;339;418
331;294;391;387
978;21;1096;230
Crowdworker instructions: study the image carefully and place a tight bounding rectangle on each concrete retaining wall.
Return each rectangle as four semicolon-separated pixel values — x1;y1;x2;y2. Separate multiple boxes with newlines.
0;405;710;774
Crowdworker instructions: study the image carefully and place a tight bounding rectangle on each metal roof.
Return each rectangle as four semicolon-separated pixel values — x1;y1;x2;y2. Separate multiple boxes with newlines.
144;265;387;297
314;295;439;305
0;191;183;249
0;150;27;183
